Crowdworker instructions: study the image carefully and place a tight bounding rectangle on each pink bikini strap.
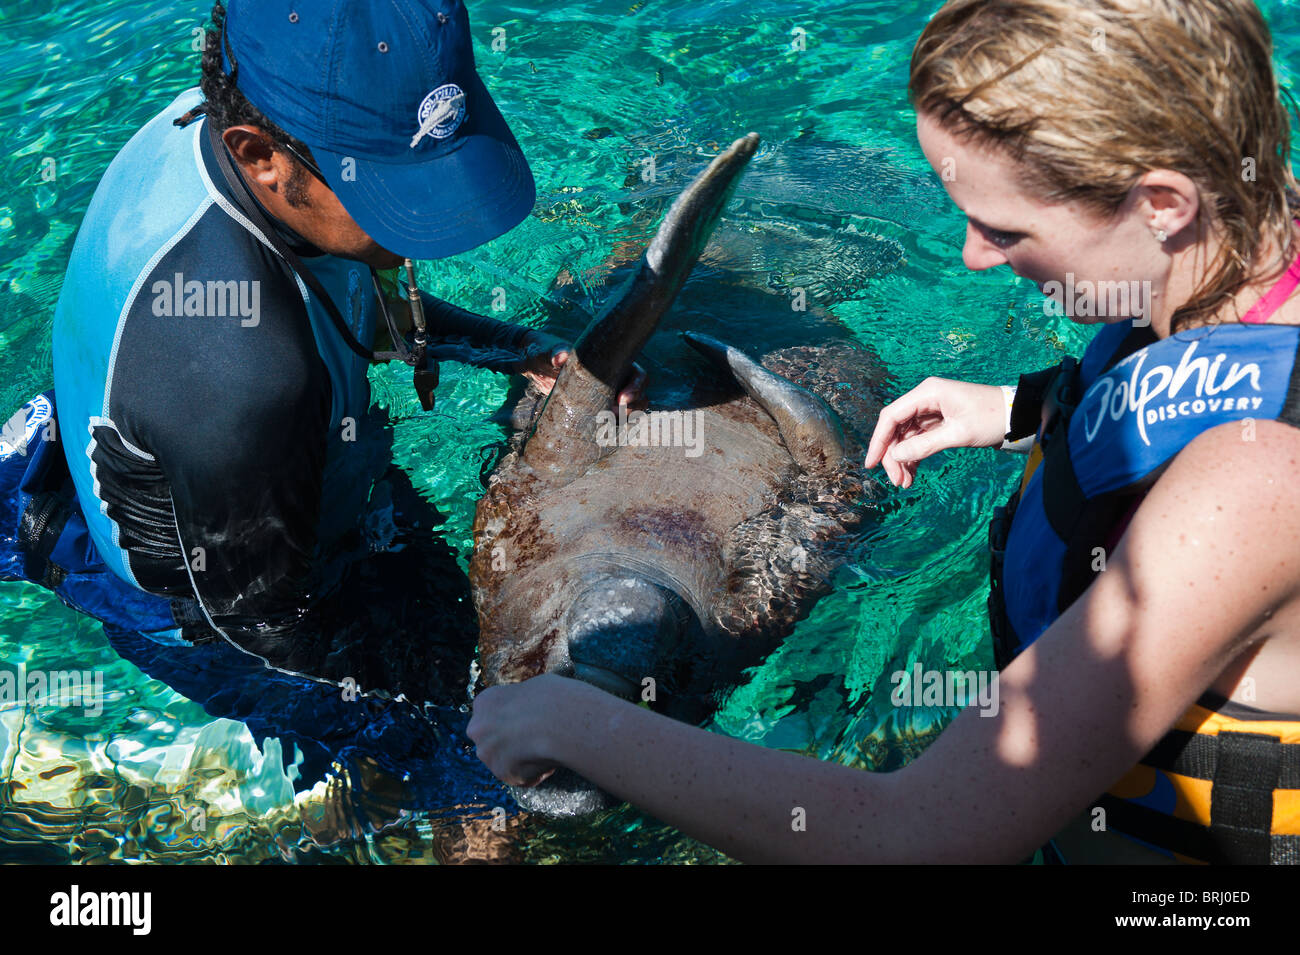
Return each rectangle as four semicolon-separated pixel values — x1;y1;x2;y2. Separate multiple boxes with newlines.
1240;247;1300;324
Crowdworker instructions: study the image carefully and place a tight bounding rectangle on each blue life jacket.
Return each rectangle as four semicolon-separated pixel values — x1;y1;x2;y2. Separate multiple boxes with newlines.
988;318;1300;863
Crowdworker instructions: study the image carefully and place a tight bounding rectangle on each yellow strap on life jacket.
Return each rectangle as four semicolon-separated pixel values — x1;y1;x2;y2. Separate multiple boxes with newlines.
1101;699;1300;863
1018;440;1044;495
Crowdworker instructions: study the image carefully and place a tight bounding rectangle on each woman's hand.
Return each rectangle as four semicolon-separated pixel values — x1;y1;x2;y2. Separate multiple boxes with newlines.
864;378;1008;487
518;331;647;406
468;675;578;787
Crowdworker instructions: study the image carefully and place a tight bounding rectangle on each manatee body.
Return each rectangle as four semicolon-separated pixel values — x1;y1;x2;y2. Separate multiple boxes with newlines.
619;131;948;230
469;134;887;814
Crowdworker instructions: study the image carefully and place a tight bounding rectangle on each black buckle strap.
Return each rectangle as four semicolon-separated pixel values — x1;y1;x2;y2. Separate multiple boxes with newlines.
1210;732;1282;863
987;493;1021;670
1098;729;1293;864
369;269;427;370
373;267;439;411
1007;364;1060;442
1094;794;1223;862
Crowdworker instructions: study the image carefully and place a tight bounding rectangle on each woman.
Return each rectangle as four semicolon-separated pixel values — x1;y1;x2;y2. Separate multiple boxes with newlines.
468;0;1300;863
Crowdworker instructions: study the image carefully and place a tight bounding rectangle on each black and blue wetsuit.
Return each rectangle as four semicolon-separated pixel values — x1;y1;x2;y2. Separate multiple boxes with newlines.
47;87;535;704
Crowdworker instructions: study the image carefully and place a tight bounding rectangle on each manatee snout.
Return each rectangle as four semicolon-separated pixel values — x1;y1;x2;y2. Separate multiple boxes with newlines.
508;769;613;817
508;573;690;817
565;574;686;701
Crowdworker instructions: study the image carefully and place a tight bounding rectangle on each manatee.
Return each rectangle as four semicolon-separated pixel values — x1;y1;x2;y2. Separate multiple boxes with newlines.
617;129;949;229
469;133;889;815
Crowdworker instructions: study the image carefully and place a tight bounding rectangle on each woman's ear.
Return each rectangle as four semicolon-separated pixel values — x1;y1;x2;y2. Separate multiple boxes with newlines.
1131;169;1201;243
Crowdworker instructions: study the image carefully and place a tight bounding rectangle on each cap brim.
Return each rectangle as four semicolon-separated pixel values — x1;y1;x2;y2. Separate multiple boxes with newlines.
311;72;536;260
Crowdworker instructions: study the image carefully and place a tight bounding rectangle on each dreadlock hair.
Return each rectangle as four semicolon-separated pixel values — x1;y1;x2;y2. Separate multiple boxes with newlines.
199;1;314;206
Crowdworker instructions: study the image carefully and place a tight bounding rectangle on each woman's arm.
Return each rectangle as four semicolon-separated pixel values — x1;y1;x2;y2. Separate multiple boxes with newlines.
469;419;1300;862
864;378;1019;487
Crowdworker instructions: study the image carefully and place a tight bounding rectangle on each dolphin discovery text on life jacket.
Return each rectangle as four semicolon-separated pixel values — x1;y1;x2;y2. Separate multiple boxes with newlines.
1082;338;1263;447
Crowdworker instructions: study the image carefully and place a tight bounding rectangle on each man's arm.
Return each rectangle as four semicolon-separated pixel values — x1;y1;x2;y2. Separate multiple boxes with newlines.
129;259;333;653
470;420;1300;862
372;287;563;373
376;288;649;401
157;376;328;648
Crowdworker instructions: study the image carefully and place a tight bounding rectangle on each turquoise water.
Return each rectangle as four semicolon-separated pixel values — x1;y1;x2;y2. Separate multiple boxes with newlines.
1;0;1297;863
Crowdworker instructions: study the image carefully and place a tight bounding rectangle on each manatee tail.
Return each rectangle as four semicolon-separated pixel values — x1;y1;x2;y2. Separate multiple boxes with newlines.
523;133;761;481
682;331;846;474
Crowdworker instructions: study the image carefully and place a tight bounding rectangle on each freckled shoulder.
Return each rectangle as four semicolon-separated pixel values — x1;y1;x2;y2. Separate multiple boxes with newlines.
1145;417;1300;569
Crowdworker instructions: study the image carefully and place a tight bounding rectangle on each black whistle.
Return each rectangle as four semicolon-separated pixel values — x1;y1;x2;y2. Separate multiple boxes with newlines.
404;258;436;411
413;365;439;411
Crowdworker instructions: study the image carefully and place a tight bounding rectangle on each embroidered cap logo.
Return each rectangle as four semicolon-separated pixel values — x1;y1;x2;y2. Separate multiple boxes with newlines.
410;83;467;148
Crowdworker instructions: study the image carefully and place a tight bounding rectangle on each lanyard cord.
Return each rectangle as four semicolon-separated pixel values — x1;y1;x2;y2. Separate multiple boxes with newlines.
370;267;423;367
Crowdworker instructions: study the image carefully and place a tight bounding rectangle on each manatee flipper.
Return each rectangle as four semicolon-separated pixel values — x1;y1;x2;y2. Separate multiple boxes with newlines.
524;134;761;481
712;475;868;643
683;331;846;474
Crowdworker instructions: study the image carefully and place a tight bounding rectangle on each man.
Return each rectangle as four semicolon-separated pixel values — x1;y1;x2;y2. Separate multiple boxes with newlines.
45;0;636;706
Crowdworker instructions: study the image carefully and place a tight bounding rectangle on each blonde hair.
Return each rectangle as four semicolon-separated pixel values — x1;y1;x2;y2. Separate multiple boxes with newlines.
910;0;1299;331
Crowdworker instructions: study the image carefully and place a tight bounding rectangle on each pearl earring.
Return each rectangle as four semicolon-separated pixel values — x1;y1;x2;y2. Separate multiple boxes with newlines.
1153;228;1168;243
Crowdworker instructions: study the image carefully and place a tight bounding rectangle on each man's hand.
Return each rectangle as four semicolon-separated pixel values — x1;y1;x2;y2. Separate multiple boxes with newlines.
519;331;647;406
518;331;569;394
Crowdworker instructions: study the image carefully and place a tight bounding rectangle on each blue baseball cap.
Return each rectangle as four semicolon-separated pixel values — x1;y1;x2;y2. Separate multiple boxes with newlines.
221;0;536;259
